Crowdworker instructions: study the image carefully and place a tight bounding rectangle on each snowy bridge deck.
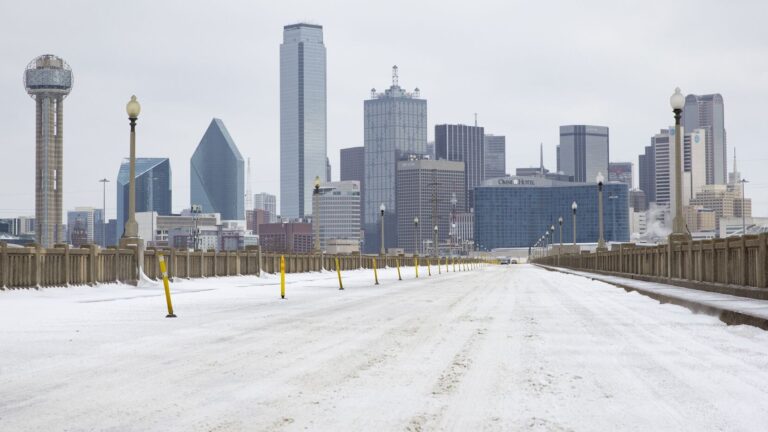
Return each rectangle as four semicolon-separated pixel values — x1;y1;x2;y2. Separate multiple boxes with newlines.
1;265;768;431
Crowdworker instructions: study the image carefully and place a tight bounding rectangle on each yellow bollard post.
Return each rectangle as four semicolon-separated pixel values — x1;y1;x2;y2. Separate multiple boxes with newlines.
414;256;419;278
396;257;402;280
280;255;286;299
373;257;379;285
157;253;176;318
452;257;456;272
335;257;344;290
427;257;432;276
438;256;442;274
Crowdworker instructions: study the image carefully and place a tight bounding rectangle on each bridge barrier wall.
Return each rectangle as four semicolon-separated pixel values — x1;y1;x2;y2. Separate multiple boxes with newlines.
0;244;482;289
532;233;768;293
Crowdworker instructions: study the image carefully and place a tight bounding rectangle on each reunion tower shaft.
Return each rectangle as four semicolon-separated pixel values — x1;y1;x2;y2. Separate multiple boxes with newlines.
23;55;73;247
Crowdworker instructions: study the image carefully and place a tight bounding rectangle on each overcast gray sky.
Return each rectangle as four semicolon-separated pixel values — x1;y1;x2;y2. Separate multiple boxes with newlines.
2;0;767;219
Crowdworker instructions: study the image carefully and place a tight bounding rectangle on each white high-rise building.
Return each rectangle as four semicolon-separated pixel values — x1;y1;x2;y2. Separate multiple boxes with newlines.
280;23;327;218
654;127;706;223
313;181;361;251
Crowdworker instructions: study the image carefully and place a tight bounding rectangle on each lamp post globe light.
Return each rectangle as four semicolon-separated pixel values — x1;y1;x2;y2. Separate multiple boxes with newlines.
558;216;563;248
413;216;419;255
596;172;606;251
120;95;146;277
670;87;688;237
379;203;386;256
571;201;578;245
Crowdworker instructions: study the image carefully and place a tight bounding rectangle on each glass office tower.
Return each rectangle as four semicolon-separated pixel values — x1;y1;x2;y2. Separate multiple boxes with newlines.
116;158;171;240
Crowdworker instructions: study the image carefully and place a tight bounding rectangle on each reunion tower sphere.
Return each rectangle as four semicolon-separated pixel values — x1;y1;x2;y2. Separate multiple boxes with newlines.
23;54;73;99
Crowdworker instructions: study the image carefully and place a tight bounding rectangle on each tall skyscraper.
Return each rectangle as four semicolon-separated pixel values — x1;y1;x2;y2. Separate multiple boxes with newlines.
326;157;332;182
557;125;609;183
253;192;277;222
484;134;506;179
363;66;427;253
395;159;465;254
23;54;73;247
191;119;245;221
638;144;656;203
652;129;672;206
435;124;485;210
608;162;633;187
683;129;707;206
683;94;726;185
280;23;327;218
116;158;172;240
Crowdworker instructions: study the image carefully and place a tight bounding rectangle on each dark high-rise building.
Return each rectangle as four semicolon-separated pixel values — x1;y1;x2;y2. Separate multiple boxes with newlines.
484;134;506;179
557;125;609;183
116;158;171;240
340;146;365;221
683;93;726;185
326;157;332;182
190;119;245;221
630;189;648;212
363;66;427;253
608;162;633;187
395;159;465;254
258;222;312;253
638;144;656;203
435;124;485;210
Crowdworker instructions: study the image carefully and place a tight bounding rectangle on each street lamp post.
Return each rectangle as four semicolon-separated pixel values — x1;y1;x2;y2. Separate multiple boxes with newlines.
413;216;419;255
558;216;563;249
740;179;749;235
596;172;606;251
119;95;145;276
670;87;688;237
572;201;577;245
313;176;321;253
379;203;386;256
433;225;438;257
99;178;109;247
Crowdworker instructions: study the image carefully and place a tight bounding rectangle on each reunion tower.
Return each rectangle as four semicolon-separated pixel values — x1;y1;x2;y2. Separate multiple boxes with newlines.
23;55;73;247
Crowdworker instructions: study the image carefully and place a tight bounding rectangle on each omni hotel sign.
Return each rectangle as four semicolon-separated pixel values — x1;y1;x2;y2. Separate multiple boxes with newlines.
497;177;535;186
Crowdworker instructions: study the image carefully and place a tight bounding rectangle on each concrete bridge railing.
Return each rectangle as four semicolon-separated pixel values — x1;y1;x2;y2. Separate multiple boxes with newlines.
532;233;768;293
0;242;479;289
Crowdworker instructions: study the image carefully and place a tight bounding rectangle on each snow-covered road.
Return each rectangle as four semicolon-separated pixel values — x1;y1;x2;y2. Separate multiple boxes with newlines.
2;264;768;431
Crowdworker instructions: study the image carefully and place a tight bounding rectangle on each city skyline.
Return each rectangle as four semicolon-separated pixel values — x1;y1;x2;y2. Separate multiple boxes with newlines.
2;1;768;220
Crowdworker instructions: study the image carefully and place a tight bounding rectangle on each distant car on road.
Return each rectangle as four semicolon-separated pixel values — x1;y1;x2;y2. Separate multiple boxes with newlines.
499;257;511;265
510;259;518;264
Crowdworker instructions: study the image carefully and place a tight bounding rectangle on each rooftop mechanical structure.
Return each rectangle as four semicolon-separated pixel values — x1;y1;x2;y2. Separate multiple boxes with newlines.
23;54;73;247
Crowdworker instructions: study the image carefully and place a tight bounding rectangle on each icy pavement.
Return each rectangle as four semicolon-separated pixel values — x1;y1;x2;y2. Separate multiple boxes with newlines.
2;264;768;431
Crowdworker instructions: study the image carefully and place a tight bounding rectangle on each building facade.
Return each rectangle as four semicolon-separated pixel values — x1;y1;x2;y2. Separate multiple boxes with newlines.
683;93;726;185
313;181;361;251
557;125;609;183
483;134;506;179
280;23;327;218
638;144;656;204
24;54;73;247
608;162;632;187
395;159;465;254
474;176;629;249
435;124;485;210
253;192;277;222
67;207;103;246
340;146;365;221
190;118;244;221
363;66;427;253
259;222;312;253
117;158;172;241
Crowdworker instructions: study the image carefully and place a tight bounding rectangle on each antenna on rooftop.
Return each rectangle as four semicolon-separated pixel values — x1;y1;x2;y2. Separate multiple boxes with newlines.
474;113;478;127
392;65;399;87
